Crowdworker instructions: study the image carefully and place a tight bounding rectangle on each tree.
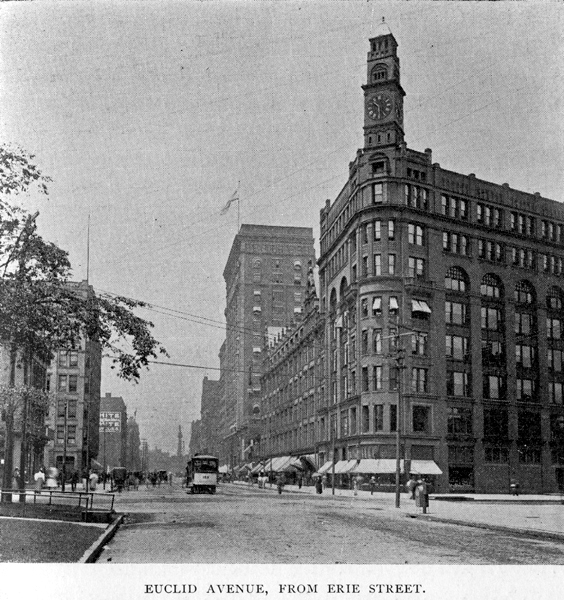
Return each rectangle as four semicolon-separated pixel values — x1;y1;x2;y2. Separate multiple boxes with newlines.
0;145;168;492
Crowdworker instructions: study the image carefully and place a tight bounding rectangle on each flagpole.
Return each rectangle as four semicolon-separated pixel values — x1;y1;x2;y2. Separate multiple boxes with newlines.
237;180;241;232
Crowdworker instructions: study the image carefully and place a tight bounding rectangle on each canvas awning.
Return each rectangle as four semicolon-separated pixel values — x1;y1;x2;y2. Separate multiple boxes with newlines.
352;459;405;474
218;465;230;474
316;461;333;475
412;299;431;314
409;460;442;475
278;456;304;472
372;297;382;311
389;296;399;311
299;454;317;470
251;462;266;474
333;459;358;474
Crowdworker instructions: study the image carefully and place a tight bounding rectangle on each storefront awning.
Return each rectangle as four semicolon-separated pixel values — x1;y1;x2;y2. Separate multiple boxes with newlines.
409;460;442;475
299;454;317;470
352;459;405;474
333;459;358;474
316;461;334;475
251;462;266;474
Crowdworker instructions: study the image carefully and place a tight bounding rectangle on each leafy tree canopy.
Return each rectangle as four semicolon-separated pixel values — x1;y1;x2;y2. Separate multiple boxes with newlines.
0;144;167;383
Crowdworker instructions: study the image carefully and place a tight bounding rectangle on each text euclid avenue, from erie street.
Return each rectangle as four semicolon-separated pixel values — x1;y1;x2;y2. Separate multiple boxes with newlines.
143;584;425;595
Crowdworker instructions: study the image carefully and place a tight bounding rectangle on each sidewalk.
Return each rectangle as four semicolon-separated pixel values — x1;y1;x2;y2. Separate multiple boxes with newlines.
232;481;564;539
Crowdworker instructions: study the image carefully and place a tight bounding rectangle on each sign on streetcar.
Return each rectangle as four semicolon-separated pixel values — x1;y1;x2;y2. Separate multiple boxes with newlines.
99;411;121;432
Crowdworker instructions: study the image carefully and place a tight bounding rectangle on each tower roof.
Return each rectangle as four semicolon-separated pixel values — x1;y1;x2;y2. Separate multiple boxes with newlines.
371;17;394;40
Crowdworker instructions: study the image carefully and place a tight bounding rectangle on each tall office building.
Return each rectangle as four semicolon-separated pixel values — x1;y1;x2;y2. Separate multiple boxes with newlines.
45;281;102;476
315;22;564;493
221;225;315;467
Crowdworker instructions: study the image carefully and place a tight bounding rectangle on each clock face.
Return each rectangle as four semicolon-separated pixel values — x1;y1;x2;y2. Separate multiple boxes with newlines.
367;93;393;121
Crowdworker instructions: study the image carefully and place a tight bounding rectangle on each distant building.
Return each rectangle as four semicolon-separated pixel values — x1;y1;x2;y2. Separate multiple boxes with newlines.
126;414;141;471
44;281;102;476
99;393;127;470
188;419;201;458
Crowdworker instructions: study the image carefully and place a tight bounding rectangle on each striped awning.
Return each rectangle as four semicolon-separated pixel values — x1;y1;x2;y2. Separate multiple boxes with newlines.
333;459;358;474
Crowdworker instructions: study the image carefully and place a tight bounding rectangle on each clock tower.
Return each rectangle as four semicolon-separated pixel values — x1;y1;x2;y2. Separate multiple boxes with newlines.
362;19;405;150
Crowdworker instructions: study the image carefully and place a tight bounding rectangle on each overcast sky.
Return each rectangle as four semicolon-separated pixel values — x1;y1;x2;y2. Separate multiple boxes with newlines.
1;1;563;454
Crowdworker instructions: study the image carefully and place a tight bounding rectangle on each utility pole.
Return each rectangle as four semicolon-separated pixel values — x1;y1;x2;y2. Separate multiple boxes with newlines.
62;399;68;492
331;419;336;496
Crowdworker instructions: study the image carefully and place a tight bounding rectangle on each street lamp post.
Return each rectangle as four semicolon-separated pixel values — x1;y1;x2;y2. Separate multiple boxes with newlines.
103;424;107;490
394;346;406;509
61;399;68;492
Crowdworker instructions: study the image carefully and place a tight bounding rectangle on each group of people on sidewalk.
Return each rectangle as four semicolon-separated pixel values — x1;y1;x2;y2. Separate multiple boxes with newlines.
32;466;102;492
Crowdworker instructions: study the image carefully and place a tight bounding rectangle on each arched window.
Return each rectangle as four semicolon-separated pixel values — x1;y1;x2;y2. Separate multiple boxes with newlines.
514;280;535;305
547;286;564;310
253;258;261;269
339;277;348;299
329;288;337;313
481;274;503;299
445;266;469;293
371;65;387;82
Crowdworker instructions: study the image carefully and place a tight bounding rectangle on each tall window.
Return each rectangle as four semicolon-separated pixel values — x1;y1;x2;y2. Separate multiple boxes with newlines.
374;220;381;241
374;254;382;276
447;371;470;397
413;405;430;433
408;223;424;246
445;267;468;292
388;254;396;275
481;274;502;298
374;405;384;431
446;301;467;325
447;407;472;435
373;366;383;390
372;183;383;204
408;257;425;278
373;329;382;354
412;332;428;356
411;368;428;393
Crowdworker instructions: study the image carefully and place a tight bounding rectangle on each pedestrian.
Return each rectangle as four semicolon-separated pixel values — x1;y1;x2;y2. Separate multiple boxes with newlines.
46;466;58;490
353;475;362;497
322;474;328;489
415;478;429;513
315;476;323;494
510;479;520;496
297;474;303;489
70;470;79;492
276;472;286;495
369;476;376;495
34;467;45;492
168;471;173;486
12;467;21;490
406;474;418;500
89;470;99;491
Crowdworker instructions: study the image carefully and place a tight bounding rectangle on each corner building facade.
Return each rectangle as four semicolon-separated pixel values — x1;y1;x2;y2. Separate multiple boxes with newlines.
317;23;564;493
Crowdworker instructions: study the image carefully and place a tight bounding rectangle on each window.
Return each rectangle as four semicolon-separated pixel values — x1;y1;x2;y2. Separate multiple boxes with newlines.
56;425;65;444
341;410;349;437
548;349;563;372
445;267;468;292
411;368;428;393
374;220;381;241
362;367;369;392
514;281;535;305
413;405;430;433
58;375;67;392
361;298;368;318
405;184;428;210
388;254;396;275
374;404;384;431
374;254;382;276
362;405;370;433
443;232;470;256
373;366;383;390
372;160;386;174
372;296;382;315
446;335;469;360
514;312;533;335
447;407;472;435
389;296;399;314
408;223;424;246
484;407;508;438
441;195;468;220
362;225;369;245
361;330;369;355
58;351;68;367
549;382;563;404
57;400;66;418
362;255;368;277
390;404;397;431
516;345;535;368
69;351;79;367
411;299;431;319
408;257;425;278
548;289;564;310
372;183;383;204
373;329;382;354
68;400;77;418
389;367;399;391
68;375;78;393
412;332;428;356
388;220;395;241
547;318;562;340
483;375;505;400
445;301;467;325
485;447;509;463
481;306;502;331
447;371;470;397
481;274;502;298
516;378;536;401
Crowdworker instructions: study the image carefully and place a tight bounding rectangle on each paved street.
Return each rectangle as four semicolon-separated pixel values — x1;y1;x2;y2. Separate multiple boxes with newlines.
99;482;564;564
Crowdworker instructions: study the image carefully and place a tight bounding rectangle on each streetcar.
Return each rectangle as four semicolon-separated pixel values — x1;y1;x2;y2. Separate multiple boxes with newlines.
186;454;219;494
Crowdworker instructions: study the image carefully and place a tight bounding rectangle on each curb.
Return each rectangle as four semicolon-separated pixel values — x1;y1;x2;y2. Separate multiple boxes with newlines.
78;514;125;563
412;513;564;543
